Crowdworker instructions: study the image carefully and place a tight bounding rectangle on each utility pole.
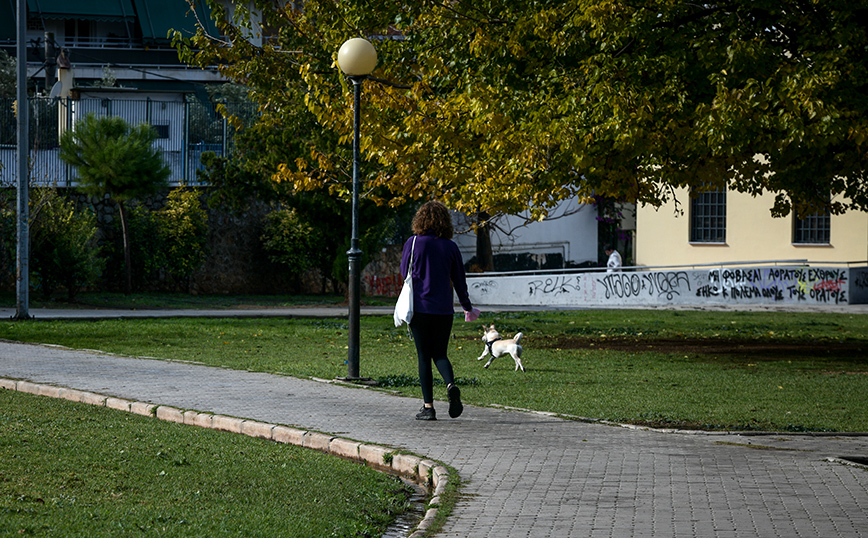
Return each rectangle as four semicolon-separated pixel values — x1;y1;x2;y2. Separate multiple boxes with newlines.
44;31;56;89
15;0;30;320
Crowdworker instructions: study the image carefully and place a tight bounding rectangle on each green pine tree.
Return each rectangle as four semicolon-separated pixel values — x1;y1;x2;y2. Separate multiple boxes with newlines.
59;113;170;294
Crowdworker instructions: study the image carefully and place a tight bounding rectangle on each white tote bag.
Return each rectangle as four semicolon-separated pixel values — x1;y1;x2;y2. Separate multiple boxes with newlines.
393;236;416;327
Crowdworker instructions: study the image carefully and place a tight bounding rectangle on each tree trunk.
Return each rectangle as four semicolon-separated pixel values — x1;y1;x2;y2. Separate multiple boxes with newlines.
475;211;494;272
117;200;133;295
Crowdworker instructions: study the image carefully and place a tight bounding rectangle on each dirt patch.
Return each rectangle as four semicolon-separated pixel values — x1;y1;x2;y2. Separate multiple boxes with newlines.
535;336;868;361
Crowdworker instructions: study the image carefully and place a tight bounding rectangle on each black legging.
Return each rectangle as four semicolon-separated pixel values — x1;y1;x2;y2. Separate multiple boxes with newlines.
409;312;456;404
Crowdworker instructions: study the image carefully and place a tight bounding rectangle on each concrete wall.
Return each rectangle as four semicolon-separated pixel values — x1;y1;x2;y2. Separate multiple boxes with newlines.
467;265;867;307
637;188;868;267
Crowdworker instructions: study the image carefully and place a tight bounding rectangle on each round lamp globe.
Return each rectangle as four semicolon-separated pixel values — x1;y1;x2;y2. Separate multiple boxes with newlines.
338;38;378;76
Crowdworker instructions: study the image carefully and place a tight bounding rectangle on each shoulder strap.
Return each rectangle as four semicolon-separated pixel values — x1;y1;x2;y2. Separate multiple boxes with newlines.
406;236;417;278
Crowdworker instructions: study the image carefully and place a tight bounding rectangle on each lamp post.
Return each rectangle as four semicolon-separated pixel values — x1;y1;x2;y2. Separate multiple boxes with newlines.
338;37;377;380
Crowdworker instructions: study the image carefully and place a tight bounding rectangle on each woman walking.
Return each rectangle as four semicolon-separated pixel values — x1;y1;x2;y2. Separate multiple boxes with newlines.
400;201;480;420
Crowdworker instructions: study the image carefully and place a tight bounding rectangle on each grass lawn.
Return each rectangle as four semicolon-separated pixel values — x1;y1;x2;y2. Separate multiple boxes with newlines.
1;306;865;432
0;389;410;537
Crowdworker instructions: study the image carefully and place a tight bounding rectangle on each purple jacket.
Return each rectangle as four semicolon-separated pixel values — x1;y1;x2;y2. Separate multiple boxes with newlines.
400;233;472;315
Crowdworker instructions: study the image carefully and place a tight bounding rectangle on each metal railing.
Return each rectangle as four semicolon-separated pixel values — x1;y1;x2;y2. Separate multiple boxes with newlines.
55;36;145;49
0;97;257;187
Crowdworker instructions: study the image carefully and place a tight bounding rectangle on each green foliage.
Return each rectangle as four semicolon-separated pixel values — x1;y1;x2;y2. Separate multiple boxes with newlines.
260;207;322;282
198;140;407;292
0;189;16;287
206;82;251;103
157;187;209;290
186;89;257;148
0;50;15;99
101;190;210;292
28;189;103;300
186;101;223;146
197;151;284;214
175;1;868;219
59;113;170;202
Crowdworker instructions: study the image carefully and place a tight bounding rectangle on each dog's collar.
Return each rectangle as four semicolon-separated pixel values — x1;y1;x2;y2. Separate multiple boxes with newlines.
485;337;502;353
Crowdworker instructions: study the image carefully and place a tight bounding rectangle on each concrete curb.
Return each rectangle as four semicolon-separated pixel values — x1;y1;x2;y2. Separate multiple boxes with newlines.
487;403;868;437
1;377;449;538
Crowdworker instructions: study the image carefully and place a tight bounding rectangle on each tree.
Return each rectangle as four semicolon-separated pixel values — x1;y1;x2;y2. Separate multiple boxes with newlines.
175;1;868;224
184;33;418;290
59;113;170;294
0;49;16;98
109;204;165;291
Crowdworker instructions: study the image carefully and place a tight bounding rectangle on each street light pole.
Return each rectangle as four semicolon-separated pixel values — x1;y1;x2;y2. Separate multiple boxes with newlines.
346;76;363;379
338;37;377;381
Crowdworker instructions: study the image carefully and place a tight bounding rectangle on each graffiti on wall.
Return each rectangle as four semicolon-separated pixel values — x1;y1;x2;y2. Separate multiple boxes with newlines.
465;265;859;307
595;271;691;300
528;276;581;296
694;267;849;304
853;271;868;291
470;279;499;295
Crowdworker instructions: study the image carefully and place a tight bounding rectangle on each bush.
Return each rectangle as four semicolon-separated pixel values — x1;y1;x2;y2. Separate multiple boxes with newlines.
261;208;322;290
0;189;16;289
100;188;209;292
157;187;209;290
29;189;103;300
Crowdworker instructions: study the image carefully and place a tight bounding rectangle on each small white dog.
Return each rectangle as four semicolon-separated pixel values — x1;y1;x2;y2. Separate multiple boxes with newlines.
477;324;525;372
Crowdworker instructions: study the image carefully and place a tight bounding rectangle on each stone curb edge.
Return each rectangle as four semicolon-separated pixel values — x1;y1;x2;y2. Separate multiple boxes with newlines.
488;404;868;437
1;378;447;538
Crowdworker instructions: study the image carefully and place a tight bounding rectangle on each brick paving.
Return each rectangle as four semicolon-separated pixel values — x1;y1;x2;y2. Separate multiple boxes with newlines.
2;307;868;537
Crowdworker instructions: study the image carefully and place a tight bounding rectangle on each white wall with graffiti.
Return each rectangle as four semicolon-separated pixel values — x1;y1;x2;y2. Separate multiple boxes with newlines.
467;265;868;307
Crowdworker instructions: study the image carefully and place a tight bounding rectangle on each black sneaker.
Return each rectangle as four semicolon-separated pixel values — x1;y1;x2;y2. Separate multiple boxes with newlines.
447;384;463;418
416;406;436;421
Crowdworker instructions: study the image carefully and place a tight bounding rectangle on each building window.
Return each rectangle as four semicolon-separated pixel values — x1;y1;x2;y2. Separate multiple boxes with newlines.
152;124;170;139
793;210;830;244
690;188;727;243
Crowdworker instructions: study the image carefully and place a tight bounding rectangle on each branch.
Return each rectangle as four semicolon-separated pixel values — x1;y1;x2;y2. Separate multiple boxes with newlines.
183;0;233;46
368;76;412;89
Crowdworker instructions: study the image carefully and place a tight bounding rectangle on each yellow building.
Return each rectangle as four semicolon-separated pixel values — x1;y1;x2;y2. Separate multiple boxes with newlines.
636;188;868;267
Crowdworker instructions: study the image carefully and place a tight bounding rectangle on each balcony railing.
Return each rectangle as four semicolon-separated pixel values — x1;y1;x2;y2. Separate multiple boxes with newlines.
0;97;256;187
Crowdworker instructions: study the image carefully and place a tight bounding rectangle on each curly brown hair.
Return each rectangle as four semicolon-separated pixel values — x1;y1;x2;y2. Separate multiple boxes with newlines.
411;200;454;239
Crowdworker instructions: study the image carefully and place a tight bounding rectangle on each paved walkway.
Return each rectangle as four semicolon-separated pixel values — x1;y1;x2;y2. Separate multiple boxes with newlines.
2;307;868;537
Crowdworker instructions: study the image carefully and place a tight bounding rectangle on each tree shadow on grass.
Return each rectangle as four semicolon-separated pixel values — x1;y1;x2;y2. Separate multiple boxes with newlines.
539;336;868;363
